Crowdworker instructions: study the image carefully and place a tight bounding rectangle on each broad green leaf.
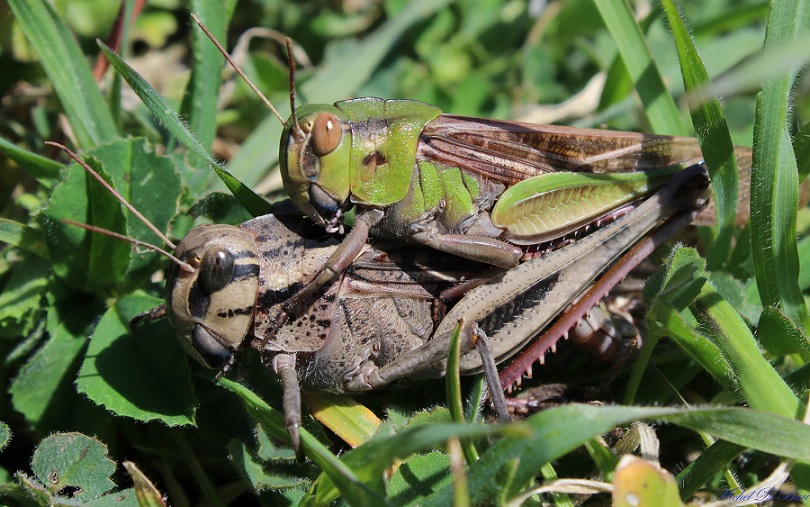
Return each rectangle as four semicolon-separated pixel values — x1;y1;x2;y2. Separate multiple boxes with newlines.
227;441;309;492
7;0;117;148
39;154;129;294
75;293;196;426
38;138;181;295
9;282;94;432
82;139;181;285
256;425;297;462
88;490;138;507
31;433;116;500
0;254;50;339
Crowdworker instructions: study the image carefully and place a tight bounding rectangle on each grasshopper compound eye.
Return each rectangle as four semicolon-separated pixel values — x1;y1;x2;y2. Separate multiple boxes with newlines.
311;112;341;156
201;246;235;292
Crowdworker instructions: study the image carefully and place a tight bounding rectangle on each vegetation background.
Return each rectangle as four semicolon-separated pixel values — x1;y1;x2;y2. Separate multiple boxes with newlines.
0;0;809;505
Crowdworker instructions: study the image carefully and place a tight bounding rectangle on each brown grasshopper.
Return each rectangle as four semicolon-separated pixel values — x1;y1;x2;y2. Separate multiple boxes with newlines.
54;141;709;457
160;163;710;456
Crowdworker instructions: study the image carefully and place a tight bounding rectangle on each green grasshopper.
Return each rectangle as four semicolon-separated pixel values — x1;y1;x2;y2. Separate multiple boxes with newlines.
268;94;750;343
189;16;750;376
280;99;746;267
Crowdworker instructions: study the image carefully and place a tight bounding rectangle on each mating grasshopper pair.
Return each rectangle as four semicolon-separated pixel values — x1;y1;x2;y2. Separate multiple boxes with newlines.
102;18;749;456
60;128;714;459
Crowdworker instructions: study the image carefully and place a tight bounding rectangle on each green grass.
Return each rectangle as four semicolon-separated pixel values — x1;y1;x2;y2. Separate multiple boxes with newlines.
0;0;809;505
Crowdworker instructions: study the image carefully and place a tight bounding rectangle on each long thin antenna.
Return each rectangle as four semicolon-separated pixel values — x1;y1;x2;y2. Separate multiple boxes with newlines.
285;38;306;143
45;141;178;250
61;219;195;273
190;13;287;126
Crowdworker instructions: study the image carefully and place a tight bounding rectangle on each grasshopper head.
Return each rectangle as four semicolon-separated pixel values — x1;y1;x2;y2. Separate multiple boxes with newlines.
280;104;352;232
165;224;260;369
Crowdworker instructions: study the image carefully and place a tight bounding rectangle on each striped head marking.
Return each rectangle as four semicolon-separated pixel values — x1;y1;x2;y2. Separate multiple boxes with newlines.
166;224;260;368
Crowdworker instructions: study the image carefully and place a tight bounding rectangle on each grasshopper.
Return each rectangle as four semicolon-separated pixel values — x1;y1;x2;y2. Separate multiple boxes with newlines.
275;99;749;317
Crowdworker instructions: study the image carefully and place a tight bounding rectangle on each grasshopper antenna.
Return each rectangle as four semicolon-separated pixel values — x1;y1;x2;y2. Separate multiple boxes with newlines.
61;219;194;273
189;13;287;127
45;142;195;273
285;38;305;143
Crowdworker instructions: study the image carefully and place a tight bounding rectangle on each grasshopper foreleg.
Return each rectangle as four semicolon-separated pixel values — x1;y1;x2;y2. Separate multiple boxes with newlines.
258;209;385;349
272;353;304;462
129;304;168;334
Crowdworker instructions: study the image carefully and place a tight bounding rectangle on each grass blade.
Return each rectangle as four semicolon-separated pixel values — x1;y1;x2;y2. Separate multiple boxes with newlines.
181;2;229;169
662;0;739;269
424;405;810;505
8;0;117;148
97;41;272;217
593;0;687;135
750;0;810;334
0;136;62;188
